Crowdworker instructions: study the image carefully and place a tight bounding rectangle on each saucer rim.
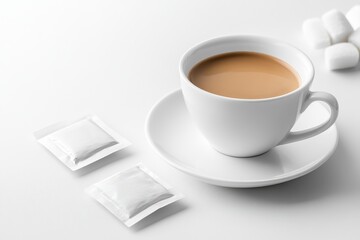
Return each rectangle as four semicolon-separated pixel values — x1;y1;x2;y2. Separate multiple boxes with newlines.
145;89;339;188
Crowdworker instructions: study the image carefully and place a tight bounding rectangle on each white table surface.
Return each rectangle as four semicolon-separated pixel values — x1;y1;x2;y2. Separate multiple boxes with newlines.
1;0;360;239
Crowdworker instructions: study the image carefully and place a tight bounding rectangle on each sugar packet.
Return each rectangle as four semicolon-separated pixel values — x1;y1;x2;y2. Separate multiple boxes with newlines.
86;164;183;227
34;115;131;171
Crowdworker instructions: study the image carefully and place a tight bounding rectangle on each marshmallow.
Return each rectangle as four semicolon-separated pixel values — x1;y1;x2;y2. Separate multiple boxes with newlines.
303;18;331;48
346;5;360;30
322;9;353;43
325;43;359;70
349;29;360;50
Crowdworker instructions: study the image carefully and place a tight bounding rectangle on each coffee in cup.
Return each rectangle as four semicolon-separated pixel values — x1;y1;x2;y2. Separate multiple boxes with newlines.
189;52;300;99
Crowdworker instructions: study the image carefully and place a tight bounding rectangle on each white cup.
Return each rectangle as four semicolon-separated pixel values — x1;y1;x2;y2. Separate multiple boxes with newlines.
180;35;339;157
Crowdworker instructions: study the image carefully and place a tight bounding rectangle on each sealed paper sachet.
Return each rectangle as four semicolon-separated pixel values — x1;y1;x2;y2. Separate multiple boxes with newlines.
86;164;184;227
34;115;131;171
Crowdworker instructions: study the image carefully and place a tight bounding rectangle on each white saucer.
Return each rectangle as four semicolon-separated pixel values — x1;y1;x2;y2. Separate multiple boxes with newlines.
146;90;338;188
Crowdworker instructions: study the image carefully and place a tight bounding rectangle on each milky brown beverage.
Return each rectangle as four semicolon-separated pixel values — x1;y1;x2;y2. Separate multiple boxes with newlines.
188;52;300;99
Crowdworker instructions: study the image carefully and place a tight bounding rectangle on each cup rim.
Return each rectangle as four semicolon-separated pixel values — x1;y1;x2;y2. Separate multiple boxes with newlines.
179;35;315;102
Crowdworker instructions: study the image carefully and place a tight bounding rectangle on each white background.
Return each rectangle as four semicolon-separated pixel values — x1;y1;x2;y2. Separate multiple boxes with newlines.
1;0;360;239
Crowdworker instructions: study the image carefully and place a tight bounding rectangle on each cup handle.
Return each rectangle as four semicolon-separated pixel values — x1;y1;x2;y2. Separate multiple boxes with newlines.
280;91;339;145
